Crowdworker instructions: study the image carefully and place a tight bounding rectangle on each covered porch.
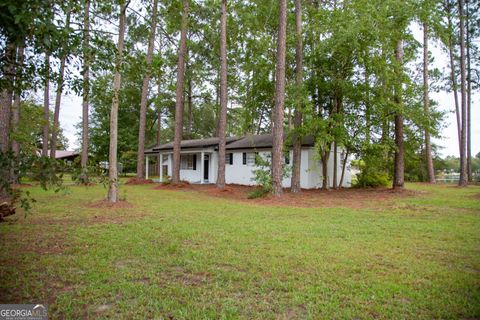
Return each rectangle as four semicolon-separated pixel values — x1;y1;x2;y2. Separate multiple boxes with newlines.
145;150;216;184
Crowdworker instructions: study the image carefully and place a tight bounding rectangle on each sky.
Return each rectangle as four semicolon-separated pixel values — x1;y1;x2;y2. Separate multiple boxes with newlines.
54;23;478;158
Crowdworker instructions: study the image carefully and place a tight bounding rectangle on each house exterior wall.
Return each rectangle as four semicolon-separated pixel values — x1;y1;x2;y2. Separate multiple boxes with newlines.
158;147;351;188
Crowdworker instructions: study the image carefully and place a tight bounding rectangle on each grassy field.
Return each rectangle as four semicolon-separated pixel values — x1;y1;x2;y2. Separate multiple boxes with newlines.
0;182;479;319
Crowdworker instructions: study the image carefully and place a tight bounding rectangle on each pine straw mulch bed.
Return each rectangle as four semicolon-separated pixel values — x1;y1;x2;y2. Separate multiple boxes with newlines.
153;183;423;209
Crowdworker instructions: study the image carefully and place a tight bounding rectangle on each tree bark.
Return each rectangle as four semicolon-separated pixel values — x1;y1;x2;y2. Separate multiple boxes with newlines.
0;42;15;196
216;0;228;190
81;0;90;178
446;9;461;148
423;22;435;183
187;71;193;138
11;44;25;184
458;0;468;187
393;39;405;190
42;55;50;157
108;1;129;202
271;0;287;196
0;42;16;153
291;0;303;193
172;0;189;184
50;12;71;160
136;0;158;179
339;148;349;187
156;79;162;146
466;0;472;181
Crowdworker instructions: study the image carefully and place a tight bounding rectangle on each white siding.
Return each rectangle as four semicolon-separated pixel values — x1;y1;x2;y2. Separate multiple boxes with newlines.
161;147;351;189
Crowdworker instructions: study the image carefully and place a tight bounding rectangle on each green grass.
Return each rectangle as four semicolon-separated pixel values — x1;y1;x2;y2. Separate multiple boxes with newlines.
1;183;479;319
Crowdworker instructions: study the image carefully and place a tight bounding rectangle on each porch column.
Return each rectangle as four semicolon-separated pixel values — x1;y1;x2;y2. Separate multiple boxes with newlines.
145;155;149;179
200;151;204;184
159;152;163;182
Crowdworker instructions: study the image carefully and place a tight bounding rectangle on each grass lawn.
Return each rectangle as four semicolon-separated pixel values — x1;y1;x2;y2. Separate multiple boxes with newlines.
0;182;479;319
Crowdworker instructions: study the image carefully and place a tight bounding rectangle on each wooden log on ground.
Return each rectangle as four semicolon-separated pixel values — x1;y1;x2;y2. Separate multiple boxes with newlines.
0;202;16;220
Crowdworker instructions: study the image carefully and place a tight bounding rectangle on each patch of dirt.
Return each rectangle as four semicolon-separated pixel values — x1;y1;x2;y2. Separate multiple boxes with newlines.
125;177;154;185
87;199;134;209
155;184;421;209
153;181;192;190
470;193;480;200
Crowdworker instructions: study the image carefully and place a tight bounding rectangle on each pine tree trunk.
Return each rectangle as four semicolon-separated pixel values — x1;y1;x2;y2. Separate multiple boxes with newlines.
291;0;303;193
458;0;468;187
156;79;162;146
271;0;287;196
172;0;189;184
447;12;461;147
42;55;50;157
108;1;129;202
393;39;404;190
0;42;15;153
216;0;228;190
333;141;338;189
136;0;158;179
50;12;71;160
466;0;472;181
11;44;25;184
339;149;349;187
423;22;435;183
187;73;193;138
322;151;330;190
81;0;90;178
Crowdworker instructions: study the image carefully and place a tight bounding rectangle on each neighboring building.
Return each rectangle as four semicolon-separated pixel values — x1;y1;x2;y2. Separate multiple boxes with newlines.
145;134;352;189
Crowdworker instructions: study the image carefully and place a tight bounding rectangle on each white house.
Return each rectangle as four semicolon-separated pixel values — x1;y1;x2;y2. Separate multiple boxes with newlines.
144;134;352;189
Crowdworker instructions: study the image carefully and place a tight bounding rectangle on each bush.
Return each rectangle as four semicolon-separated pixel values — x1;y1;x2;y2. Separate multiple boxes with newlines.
354;171;390;188
247;188;270;199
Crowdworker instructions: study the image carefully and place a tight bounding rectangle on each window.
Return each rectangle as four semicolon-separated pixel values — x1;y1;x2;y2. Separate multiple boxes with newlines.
226;153;233;165
247;153;256;166
242;152;255;166
284;152;290;165
180;154;196;170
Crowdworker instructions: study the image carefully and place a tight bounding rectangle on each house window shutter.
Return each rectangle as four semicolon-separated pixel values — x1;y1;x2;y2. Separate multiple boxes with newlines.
243;153;246;165
285;152;290;164
193;154;197;170
229;153;233;165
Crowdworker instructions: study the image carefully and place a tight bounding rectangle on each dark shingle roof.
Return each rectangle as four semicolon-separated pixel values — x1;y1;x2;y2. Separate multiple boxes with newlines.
225;134;315;150
151;136;238;152
145;134;315;154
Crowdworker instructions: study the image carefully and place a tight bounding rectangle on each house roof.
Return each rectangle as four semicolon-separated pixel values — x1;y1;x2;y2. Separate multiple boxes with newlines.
225;134;315;150
145;133;316;154
46;150;80;159
149;136;239;152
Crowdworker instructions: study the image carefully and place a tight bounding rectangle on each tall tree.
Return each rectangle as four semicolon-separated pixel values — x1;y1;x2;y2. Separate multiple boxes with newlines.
80;0;91;180
445;1;461;146
216;0;228;189
271;0;287;196
466;0;472;181
458;0;467;187
291;0;303;193
50;10;71;159
108;0;129;203
393;39;405;190
0;42;16;154
136;0;159;179
11;44;25;183
42;55;50;157
423;22;435;183
172;0;189;184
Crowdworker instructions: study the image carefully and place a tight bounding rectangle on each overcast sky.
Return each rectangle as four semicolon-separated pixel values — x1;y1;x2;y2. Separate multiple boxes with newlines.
54;22;478;158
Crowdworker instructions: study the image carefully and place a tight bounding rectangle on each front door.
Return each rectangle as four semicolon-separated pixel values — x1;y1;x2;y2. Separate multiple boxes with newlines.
204;155;209;181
